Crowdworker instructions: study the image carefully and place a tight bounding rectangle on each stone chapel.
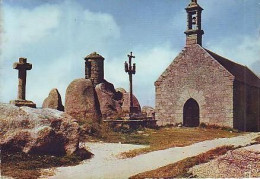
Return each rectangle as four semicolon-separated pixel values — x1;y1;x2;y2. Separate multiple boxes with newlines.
155;0;260;131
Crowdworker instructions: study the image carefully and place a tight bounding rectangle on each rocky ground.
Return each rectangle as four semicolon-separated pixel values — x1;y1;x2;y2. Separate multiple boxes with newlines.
189;144;260;178
0;103;94;179
45;132;259;179
1;103;258;178
0;103;83;155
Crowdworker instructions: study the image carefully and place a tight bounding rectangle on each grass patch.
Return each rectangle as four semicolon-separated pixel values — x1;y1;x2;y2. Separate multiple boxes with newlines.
120;127;241;158
81;123;150;145
130;145;234;179
1;149;93;179
82;123;242;158
199;122;240;132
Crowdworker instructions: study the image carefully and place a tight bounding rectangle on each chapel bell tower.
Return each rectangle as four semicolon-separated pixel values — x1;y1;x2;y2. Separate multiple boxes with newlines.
184;0;204;46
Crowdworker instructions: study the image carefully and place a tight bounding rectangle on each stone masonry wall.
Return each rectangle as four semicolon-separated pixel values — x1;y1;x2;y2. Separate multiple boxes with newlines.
155;44;235;127
233;81;247;131
247;84;260;131
186;34;202;47
90;59;104;86
234;81;260;131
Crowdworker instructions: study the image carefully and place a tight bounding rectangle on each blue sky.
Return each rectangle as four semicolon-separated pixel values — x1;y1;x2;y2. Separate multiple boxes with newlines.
1;0;260;107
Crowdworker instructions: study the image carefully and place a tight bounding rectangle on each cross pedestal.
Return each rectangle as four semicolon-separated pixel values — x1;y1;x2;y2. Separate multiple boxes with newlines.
10;58;36;108
130;106;139;114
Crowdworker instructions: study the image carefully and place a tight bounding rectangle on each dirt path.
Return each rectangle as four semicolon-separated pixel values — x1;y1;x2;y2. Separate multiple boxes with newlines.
47;133;259;179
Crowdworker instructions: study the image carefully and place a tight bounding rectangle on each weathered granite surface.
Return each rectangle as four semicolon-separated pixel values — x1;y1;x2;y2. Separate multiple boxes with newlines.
65;78;101;124
95;80;122;118
42;88;64;111
0;103;80;155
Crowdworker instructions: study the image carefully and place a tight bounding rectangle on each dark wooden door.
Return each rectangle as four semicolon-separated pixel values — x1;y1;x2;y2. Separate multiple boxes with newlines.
183;98;199;127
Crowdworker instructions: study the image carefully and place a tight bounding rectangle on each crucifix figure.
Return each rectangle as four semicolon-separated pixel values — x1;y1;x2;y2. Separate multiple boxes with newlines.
10;58;36;108
124;52;136;115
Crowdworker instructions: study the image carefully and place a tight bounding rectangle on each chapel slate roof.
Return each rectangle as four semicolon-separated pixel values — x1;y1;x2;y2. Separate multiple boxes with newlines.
205;49;260;88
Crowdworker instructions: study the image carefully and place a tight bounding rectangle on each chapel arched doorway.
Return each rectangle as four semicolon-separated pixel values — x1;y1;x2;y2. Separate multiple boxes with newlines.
183;98;200;127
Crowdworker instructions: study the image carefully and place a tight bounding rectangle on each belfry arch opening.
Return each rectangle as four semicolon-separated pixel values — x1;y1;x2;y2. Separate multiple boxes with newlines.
183;98;200;127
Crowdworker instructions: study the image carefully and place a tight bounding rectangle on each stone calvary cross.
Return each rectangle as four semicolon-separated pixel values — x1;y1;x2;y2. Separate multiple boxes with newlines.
10;58;36;108
124;52;138;115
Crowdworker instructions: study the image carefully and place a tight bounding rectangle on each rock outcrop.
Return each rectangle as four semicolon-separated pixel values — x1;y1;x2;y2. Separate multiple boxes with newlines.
189;144;260;178
121;92;141;113
65;78;101;124
65;78;142;120
115;88;126;95
42;88;64;111
0;103;80;156
142;106;155;119
95;84;142;118
95;80;122;118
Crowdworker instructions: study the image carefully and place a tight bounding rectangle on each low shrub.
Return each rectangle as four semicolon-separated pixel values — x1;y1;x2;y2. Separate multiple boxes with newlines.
199;122;240;133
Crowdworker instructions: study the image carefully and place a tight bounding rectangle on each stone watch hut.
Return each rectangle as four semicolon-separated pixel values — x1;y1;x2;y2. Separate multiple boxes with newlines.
155;0;260;131
84;52;105;86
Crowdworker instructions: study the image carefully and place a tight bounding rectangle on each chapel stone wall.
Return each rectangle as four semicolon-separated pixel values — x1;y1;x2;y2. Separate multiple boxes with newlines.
233;81;260;131
155;44;234;127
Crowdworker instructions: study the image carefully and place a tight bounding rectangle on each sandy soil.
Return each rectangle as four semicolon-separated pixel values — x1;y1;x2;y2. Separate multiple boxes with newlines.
45;132;259;179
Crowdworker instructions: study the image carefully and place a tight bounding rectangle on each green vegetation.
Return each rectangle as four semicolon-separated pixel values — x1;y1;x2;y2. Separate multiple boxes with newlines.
82;123;241;158
199;122;240;132
118;126;241;158
1;122;243;179
130;145;234;179
83;123;150;145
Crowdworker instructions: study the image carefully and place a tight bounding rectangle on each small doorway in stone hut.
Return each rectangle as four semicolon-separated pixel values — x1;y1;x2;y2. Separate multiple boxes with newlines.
183;98;199;127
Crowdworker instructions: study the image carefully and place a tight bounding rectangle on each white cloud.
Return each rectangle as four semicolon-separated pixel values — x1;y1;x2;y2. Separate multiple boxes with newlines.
0;0;177;108
206;35;260;70
0;1;120;106
105;43;178;107
134;45;178;107
3;4;60;46
1;0;259;110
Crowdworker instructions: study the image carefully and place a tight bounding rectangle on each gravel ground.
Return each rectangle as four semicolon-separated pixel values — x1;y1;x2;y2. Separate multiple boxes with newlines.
189;144;260;178
46;132;259;179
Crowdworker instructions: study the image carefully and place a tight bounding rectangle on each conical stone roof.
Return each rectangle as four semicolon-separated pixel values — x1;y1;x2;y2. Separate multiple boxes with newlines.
85;52;104;60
